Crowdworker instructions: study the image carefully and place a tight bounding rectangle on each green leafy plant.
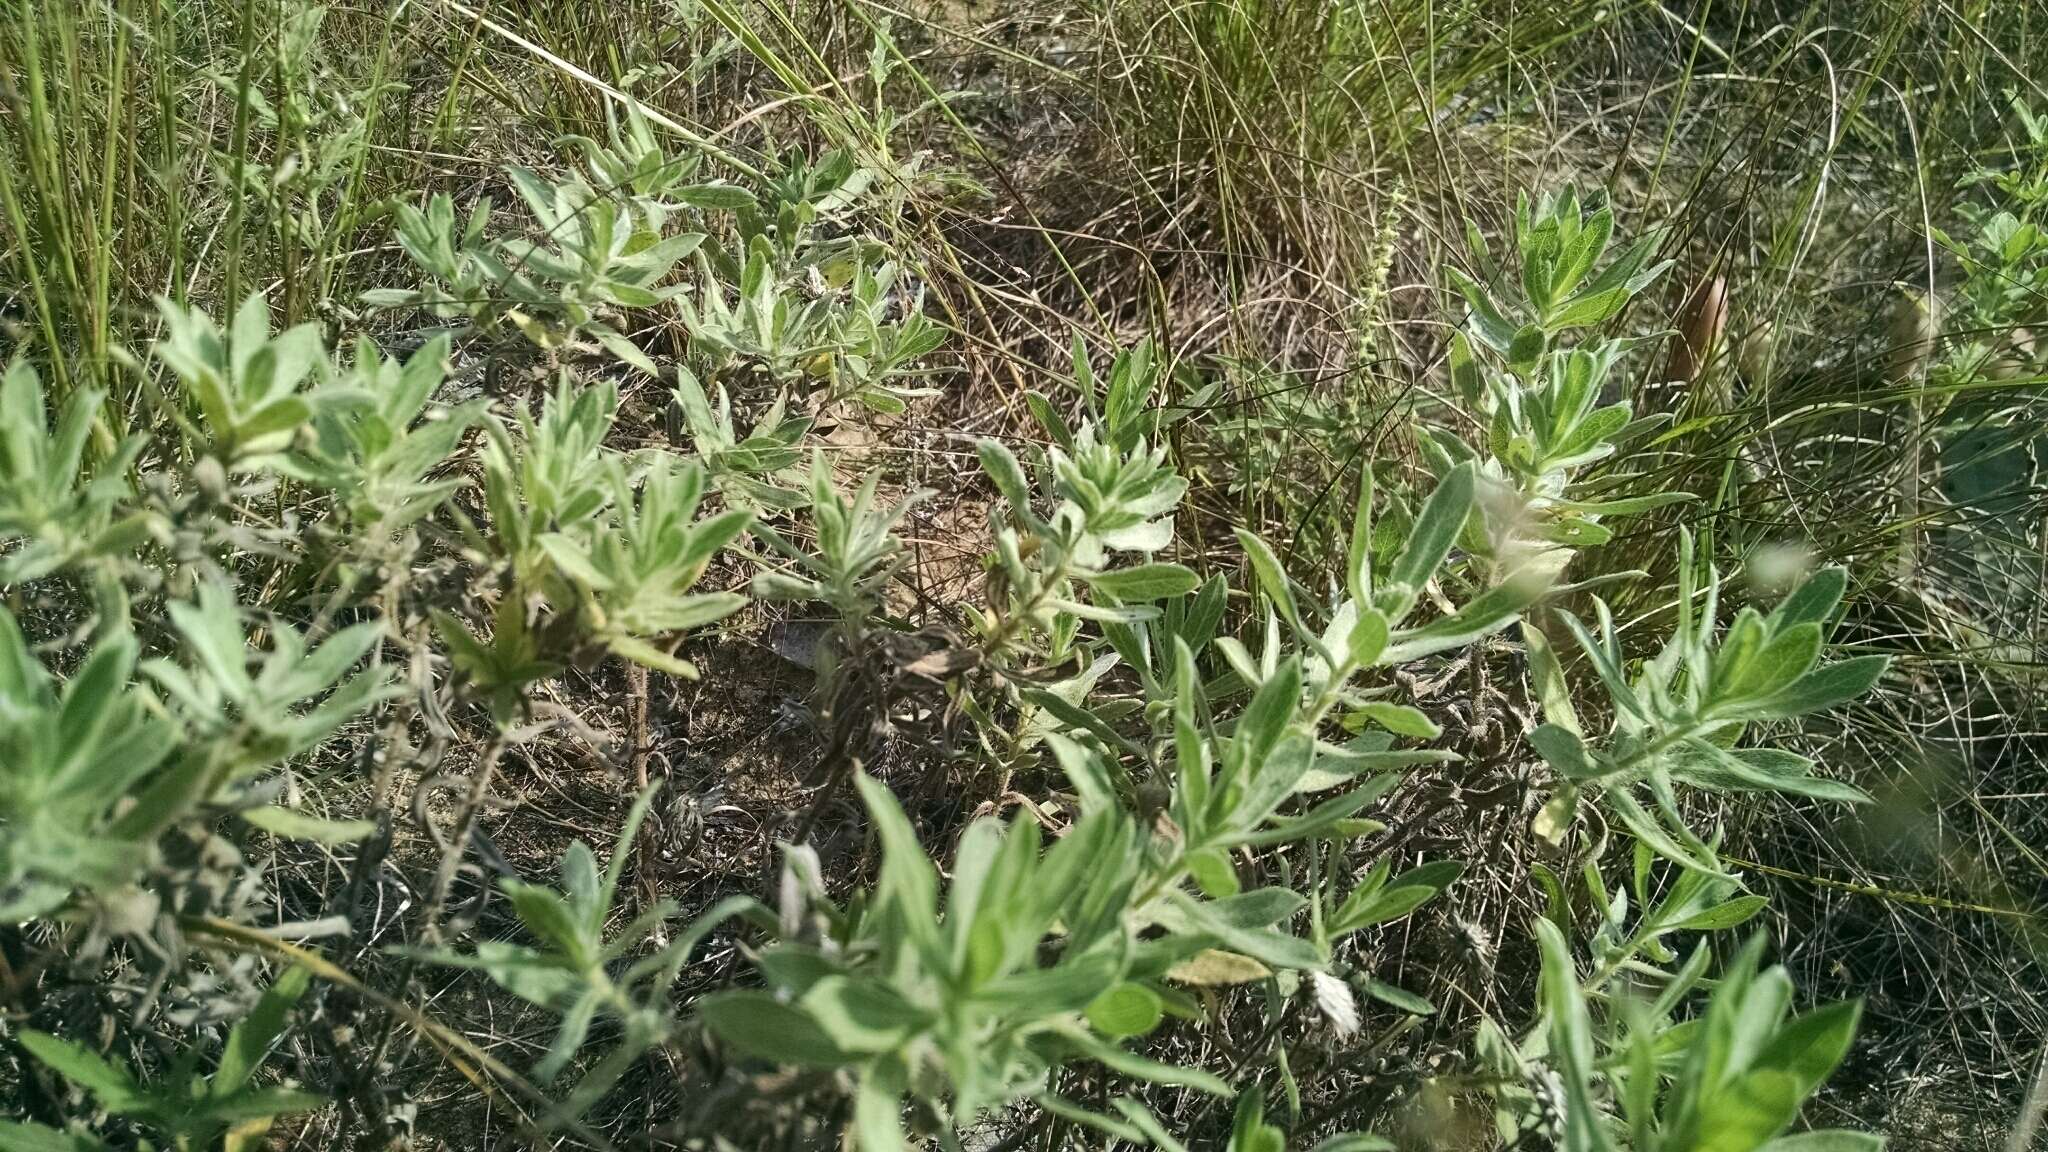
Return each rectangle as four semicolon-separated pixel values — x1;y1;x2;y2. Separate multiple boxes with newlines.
679;235;943;412
702;146;876;278
0;359;150;583
971;419;1194;667
750;454;920;623
671;366;811;509
7;968;320;1152
1923;100;2048;599
1437;186;1690;572
145;580;394;785
369;169;701;372
368;190;501;327
477;374;619;593
433;592;566;729
0;572;391;925
557;99;751;230
1508;920;1877;1152
537;452;751;677
414;787;746;1115
490;166;703;362
1934;99;2048;389
282;333;485;543
700;775;1223;1146
1526;535;1888;871
152;294;344;471
461;375;750;689
0;606;170;919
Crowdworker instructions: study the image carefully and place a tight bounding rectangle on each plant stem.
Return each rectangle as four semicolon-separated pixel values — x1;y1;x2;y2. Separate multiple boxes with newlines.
423;731;509;945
